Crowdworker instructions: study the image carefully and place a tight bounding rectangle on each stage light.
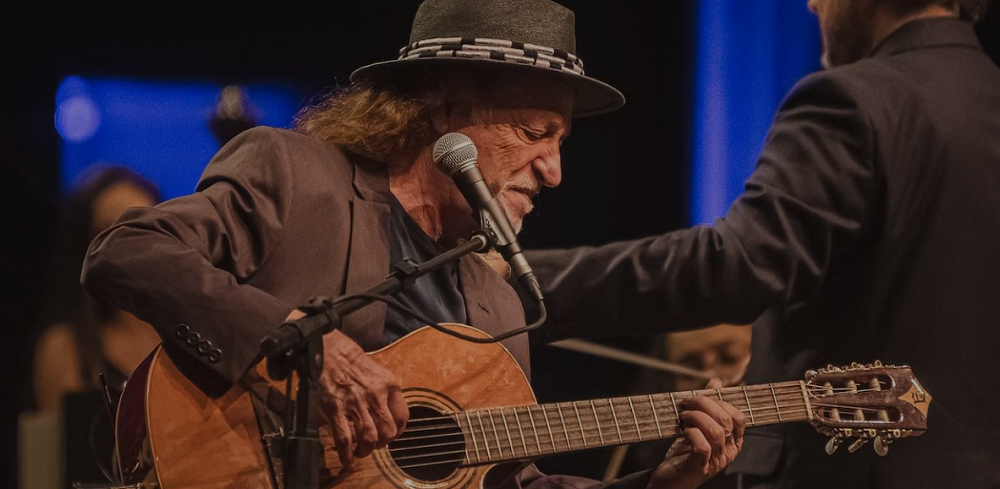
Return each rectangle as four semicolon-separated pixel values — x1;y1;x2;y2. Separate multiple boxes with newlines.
55;76;101;143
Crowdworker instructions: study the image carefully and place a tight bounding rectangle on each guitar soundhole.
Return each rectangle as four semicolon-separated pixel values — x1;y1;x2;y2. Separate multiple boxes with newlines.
389;405;465;481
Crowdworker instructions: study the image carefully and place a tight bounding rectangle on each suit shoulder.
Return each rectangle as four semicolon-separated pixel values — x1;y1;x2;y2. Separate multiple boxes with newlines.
237;127;346;158
226;126;354;177
790;62;893;99
781;60;914;122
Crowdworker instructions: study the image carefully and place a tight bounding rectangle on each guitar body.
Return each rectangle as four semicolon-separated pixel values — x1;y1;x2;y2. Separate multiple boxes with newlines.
117;324;536;488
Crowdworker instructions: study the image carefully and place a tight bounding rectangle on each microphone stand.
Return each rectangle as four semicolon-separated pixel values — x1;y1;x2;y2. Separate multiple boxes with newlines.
259;231;493;489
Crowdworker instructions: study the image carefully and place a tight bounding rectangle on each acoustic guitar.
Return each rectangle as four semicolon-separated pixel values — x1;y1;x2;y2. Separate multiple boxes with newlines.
115;324;930;488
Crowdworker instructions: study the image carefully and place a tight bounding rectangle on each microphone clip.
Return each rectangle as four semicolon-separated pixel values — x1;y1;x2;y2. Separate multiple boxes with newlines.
475;201;516;248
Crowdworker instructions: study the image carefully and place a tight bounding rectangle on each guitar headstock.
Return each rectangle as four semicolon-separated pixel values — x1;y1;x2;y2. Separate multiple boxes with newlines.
805;361;930;456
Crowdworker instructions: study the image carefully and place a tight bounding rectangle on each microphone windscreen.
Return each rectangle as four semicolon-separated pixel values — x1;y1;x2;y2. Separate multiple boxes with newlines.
433;132;478;176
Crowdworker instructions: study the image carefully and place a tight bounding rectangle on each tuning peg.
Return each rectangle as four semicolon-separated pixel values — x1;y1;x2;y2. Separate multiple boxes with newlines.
848;437;869;453
825;436;843;455
874;434;891;456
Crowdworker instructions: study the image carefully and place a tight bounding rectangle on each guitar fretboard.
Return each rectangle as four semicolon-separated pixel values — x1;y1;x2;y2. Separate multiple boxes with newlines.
453;381;810;465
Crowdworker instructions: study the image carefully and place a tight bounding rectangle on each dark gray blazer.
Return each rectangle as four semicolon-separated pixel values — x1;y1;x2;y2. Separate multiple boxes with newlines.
82;127;531;386
527;18;1000;489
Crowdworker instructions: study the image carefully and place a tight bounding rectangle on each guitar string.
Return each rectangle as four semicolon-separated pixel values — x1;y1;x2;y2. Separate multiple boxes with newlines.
394;383;888;430
317;385;901;468
386;402;814;462
392;386;810;437
325;399;812;452
390;389;812;447
339;401;877;470
393;394;810;439
388;401;812;450
391;400;895;464
388;409;818;470
336;397;890;467
397;385;802;429
316;385;893;466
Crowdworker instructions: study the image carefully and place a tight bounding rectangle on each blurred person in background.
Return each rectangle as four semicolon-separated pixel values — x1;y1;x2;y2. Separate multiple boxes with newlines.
33;165;162;412
668;325;751;393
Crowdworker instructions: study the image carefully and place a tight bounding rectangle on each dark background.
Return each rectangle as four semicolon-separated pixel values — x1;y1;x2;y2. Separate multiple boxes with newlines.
3;2;998;485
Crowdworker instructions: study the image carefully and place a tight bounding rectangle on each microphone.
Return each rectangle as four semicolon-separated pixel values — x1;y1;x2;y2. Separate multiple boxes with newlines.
433;132;544;302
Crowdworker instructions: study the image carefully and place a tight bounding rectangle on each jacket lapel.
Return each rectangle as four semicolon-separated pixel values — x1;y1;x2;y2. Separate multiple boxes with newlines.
459;254;532;379
340;160;392;351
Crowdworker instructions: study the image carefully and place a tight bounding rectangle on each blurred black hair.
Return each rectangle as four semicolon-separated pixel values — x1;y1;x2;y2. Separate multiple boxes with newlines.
35;165;161;393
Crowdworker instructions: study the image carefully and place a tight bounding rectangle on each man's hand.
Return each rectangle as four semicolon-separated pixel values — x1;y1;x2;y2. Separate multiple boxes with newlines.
647;378;745;489
285;310;409;470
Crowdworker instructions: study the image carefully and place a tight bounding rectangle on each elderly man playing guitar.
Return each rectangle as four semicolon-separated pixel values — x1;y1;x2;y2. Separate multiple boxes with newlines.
83;0;748;487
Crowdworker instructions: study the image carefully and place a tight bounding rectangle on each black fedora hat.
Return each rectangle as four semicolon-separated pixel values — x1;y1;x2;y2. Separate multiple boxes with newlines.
350;0;625;117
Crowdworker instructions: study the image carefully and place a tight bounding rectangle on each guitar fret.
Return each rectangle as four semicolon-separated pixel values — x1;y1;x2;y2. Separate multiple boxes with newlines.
717;389;724;401
627;397;641;441
608;399;623;443
476;411;492;461
648;395;663;438
769;383;783;422
463;427;471;463
499;408;516;457
556;403;572;450
574;403;588;448
590;400;605;444
800;381;814;422
465;412;481;463
513;407;529;456
669;392;681;426
540;405;555;452
526;406;542;453
742;387;756;426
489;409;503;458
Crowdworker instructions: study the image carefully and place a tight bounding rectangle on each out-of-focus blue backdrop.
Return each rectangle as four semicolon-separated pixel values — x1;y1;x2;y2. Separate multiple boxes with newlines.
55;76;303;199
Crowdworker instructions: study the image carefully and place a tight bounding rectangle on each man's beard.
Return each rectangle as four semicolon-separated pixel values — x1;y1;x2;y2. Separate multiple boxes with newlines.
821;1;875;68
496;176;540;234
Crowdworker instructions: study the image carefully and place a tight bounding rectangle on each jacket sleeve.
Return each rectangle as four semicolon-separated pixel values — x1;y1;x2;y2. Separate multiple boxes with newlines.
527;71;876;342
82;127;297;384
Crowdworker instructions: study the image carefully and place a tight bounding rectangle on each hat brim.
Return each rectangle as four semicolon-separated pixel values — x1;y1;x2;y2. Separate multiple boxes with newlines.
350;57;625;118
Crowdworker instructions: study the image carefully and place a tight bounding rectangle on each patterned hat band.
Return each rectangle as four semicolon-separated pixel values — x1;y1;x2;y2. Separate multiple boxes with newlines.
398;37;586;76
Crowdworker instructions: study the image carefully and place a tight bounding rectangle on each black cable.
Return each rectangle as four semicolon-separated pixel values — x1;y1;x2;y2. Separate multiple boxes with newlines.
87;401;118;483
331;293;546;343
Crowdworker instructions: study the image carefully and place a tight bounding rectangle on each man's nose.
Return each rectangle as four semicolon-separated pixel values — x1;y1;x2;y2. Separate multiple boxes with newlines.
533;149;562;188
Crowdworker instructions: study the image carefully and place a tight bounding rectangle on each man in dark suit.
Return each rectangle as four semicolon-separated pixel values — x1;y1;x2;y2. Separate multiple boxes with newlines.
82;0;745;487
526;0;999;487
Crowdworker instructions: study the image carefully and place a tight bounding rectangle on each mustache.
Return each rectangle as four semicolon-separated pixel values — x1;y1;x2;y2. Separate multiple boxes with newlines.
501;176;541;197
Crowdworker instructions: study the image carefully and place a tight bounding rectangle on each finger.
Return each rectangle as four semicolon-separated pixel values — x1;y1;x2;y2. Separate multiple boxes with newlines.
680;409;728;460
352;396;380;458
368;399;400;448
719;398;746;445
331;412;355;469
666;436;692;458
705;377;724;390
387;386;410;433
683;426;713;475
681;395;735;436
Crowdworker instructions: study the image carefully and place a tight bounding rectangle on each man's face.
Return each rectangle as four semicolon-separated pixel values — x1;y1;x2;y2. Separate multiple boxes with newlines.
449;82;573;232
809;0;876;68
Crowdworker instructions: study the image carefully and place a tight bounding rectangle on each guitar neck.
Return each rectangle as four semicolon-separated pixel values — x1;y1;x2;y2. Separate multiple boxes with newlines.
454;381;811;465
